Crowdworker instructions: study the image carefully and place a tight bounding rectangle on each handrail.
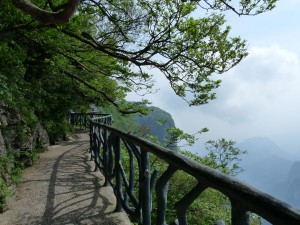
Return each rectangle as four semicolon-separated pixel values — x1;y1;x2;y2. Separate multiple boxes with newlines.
69;112;112;129
70;112;300;225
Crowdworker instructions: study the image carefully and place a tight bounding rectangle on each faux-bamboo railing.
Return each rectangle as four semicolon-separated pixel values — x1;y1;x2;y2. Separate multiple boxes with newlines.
69;112;300;225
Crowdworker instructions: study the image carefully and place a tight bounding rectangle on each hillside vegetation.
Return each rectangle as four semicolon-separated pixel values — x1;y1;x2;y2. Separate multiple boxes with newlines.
1;0;277;222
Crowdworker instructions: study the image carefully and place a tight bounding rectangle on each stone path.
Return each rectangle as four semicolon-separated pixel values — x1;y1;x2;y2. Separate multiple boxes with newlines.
0;133;132;225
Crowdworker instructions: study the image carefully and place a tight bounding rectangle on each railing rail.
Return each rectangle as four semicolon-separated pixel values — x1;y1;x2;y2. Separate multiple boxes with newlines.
70;112;300;225
69;112;112;129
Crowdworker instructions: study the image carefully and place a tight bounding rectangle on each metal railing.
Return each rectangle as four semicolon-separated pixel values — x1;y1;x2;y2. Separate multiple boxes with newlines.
70;112;300;225
69;112;112;129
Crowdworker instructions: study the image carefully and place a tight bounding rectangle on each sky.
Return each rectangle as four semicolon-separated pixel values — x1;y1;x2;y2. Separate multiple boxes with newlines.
127;0;300;157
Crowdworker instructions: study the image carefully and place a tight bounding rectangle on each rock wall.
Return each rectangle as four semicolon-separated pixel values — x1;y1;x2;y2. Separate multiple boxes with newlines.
0;106;7;155
0;105;49;157
0;128;6;155
0;105;50;212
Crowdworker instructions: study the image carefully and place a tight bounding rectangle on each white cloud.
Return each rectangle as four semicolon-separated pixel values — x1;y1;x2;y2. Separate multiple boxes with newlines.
127;44;300;152
200;45;300;139
221;45;300;123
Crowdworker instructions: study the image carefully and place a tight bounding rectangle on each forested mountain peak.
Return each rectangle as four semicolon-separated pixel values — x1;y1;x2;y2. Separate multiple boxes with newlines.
133;106;176;145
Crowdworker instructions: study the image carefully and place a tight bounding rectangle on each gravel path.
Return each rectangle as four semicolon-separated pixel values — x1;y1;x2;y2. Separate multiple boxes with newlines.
0;133;132;225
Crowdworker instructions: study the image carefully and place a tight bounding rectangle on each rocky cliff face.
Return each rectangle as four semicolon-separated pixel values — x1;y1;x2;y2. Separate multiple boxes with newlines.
0;129;6;155
0;105;51;212
0;106;49;165
133;106;176;146
266;160;300;209
285;161;300;207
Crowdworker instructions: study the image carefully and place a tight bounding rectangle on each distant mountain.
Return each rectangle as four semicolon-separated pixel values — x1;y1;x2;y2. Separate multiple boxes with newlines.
237;136;283;159
133;106;176;145
236;136;295;206
286;161;300;207
235;137;300;225
271;161;300;208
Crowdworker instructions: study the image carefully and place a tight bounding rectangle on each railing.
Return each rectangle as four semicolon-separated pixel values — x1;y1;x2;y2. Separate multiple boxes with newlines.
69;112;112;129
70;112;300;225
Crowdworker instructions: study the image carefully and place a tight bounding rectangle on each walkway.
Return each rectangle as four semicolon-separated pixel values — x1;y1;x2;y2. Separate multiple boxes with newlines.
0;132;132;225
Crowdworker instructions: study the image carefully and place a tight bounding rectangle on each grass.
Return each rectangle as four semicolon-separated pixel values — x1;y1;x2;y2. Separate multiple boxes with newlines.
0;148;40;213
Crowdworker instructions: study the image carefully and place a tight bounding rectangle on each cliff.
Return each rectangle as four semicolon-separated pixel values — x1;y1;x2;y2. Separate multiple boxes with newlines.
133;106;176;145
0;106;49;156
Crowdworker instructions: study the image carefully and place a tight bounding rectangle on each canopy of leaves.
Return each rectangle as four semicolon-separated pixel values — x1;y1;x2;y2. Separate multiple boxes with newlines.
0;0;143;141
2;0;278;107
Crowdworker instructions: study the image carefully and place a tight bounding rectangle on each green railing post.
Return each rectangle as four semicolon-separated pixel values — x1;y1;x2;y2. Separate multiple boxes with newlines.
114;135;123;212
140;149;151;225
231;200;250;225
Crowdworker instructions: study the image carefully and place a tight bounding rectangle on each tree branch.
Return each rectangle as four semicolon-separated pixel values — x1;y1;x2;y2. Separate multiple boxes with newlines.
12;0;80;24
63;71;140;114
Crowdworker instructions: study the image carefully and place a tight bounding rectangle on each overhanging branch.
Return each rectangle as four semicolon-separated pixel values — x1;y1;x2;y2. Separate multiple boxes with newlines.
63;71;140;114
12;0;80;24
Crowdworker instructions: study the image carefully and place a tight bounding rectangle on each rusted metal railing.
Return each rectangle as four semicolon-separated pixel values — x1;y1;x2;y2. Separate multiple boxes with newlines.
70;112;300;225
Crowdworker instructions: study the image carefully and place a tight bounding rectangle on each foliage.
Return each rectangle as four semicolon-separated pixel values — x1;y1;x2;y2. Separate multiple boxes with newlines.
2;0;278;109
0;0;140;142
164;127;209;149
162;140;258;224
44;119;73;144
0;176;11;213
0;152;24;213
0;0;279;141
112;106;247;223
204;138;247;175
0;140;43;212
162;135;249;223
117;109;253;224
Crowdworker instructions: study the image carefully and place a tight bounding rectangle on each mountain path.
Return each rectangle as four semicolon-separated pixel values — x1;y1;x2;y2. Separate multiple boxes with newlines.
0;132;132;225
